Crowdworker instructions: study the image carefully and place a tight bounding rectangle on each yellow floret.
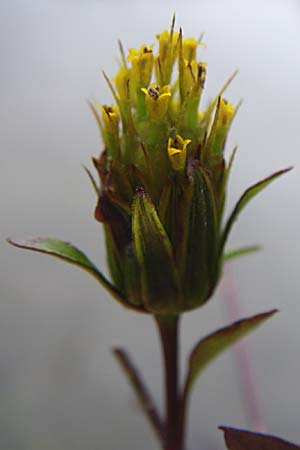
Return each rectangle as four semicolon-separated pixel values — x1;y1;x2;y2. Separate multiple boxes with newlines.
113;67;131;100
217;98;235;127
101;105;120;133
167;134;191;171
141;84;171;120
128;45;154;87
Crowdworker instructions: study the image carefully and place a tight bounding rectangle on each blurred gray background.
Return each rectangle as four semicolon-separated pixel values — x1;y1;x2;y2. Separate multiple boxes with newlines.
1;0;300;449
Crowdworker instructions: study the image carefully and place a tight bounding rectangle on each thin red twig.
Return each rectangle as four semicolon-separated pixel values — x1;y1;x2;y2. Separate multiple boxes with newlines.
113;347;165;444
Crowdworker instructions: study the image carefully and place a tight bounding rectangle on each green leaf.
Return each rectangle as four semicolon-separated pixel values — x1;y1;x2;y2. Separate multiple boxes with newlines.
184;309;277;398
220;427;300;449
223;245;261;262
7;237;144;312
132;189;182;313
220;167;292;256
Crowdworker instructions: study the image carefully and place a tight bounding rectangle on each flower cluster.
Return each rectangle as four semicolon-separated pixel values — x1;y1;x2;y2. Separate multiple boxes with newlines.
89;19;273;315
8;18;290;317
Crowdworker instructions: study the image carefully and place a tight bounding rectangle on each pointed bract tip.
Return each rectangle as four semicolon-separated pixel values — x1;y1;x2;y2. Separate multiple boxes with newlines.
135;186;145;195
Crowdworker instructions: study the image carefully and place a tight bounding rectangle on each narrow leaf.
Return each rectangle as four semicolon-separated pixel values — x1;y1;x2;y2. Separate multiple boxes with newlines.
220;167;292;255
227;146;238;177
184;310;277;398
220;427;300;450
7;237;144;312
224;245;261;262
87;99;104;141
83;165;99;195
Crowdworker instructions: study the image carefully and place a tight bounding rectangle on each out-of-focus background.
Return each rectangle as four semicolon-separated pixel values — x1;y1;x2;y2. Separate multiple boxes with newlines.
1;0;299;448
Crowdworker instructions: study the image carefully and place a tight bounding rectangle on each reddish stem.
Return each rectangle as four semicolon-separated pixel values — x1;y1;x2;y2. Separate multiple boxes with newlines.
113;348;165;444
156;315;184;450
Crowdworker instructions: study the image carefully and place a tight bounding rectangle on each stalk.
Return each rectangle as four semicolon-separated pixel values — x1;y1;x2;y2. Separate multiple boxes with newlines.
156;314;184;450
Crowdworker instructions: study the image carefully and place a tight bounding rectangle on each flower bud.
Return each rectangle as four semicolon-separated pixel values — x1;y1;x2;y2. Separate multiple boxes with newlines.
101;105;120;159
113;67;131;100
156;23;179;84
205;97;235;160
101;104;120;132
182;37;199;62
128;45;154;87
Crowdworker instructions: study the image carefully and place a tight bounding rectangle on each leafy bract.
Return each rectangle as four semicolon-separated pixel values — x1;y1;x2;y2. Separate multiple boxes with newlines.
182;161;218;309
183;310;277;399
132;189;182;313
220;167;292;256
83;165;99;195
223;245;261;262
7;237;143;312
220;427;300;450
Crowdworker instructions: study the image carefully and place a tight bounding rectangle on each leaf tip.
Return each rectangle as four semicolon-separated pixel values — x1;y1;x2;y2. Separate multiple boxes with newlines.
265;308;279;316
276;166;293;176
6;237;22;248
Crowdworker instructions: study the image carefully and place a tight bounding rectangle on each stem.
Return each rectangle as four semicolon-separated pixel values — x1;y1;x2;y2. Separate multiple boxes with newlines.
156;314;184;450
113;348;165;444
178;378;189;450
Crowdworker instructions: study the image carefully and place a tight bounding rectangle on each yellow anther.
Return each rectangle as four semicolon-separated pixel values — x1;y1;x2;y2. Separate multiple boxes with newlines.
141;84;171;120
167;134;191;171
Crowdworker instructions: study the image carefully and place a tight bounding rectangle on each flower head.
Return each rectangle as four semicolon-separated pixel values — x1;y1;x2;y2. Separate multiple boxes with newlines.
88;18;289;314
8;19;290;320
